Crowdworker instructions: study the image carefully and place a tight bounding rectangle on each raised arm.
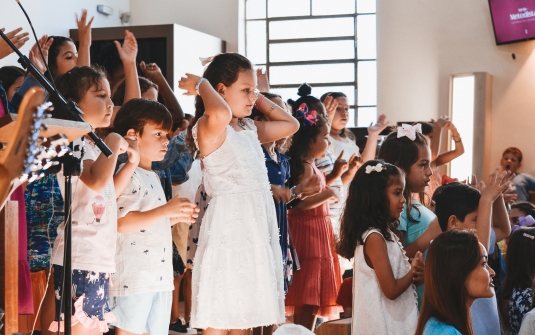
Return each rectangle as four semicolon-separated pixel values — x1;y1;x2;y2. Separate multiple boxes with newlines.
75;9;94;67
140;61;184;123
361;114;389;163
179;74;232;156
254;95;299;144
116;30;140;104
433;122;464;167
0;27;29;60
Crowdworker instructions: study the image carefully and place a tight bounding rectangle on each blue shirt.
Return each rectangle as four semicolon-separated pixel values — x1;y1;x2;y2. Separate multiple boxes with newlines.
471;230;501;335
423;318;462;335
399;199;436;308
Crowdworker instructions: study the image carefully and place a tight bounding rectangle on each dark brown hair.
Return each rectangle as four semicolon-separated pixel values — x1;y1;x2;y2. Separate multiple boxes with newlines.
502;147;523;163
320;91;355;141
113;98;172;137
46;36;74;77
52;66;107;120
186;53;253;153
378;130;429;223
336;160;404;259
502;227;535;299
0;66;26;92
415;229;481;335
112;77;159;106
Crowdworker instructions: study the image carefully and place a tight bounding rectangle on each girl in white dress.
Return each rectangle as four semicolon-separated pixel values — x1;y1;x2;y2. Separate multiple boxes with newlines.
178;53;300;334
337;160;424;335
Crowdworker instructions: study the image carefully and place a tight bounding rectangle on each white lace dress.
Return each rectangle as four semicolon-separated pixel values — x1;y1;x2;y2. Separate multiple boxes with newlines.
352;229;418;335
190;118;285;330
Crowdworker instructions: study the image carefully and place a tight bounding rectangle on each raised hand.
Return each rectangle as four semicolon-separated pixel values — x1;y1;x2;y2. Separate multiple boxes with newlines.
140;61;164;81
178;73;202;96
29;35;54;74
480;167;512;203
332;150;348;178
115;30;138;64
76;9;94;46
368;114;390;137
165;196;199;224
347;153;363;174
322;95;338;122
432;115;450;128
256;68;270;92
0;28;29;59
123;134;140;165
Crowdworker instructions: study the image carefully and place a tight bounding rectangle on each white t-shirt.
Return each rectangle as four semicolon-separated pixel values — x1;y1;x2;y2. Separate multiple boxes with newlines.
329;135;360;161
53;137;118;273
519;309;535;335
110;166;174;296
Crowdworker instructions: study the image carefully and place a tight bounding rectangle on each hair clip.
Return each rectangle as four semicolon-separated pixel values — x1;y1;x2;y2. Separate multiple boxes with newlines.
295;103;318;126
397;123;422;141
200;55;216;66
365;163;387;174
512;215;535;233
523;233;535;240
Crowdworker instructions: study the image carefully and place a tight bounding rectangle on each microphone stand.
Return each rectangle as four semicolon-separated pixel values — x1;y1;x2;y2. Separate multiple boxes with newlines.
0;30;113;335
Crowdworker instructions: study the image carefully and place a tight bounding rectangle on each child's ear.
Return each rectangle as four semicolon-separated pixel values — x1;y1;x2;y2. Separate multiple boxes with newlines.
126;129;137;137
216;83;226;97
447;215;459;230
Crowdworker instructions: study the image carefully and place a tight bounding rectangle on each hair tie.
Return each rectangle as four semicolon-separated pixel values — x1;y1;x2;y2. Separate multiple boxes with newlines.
397;123;422;141
365;163;387;174
295;103;318;126
512;215;535;233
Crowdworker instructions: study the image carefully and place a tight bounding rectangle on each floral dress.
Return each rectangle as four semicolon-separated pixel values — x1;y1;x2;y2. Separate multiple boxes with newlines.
509;287;533;335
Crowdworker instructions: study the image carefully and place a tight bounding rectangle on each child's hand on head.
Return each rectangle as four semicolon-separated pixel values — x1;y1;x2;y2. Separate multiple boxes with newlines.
256;68;270;92
165;196;199;224
123;134;140;165
115;30;138;64
140;61;164;81
76;9;94;46
333;150;348;178
0;27;29;60
368;114;390;137
480;167;512;203
178;73;201;96
271;185;291;204
298;174;321;198
322;95;338;120
29;35;53;74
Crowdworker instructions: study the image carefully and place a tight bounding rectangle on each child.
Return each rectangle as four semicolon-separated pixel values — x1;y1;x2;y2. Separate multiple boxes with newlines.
378;125;442;306
0;66;25;101
284;102;341;330
501;147;535;202
48;66;131;334
337;160;423;335
519;282;535;335
108;98;197;335
433;176;512;335
415;230;496;335
501;227;535;335
179;53;299;333
510;202;535;226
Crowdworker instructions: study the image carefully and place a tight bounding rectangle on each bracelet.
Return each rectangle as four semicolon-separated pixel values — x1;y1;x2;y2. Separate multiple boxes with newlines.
266;102;277;116
254;94;265;109
195;78;208;95
452;135;462;142
290;186;302;200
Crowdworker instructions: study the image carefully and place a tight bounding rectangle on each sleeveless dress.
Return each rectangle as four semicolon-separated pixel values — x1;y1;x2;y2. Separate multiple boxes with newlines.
352;229;418;335
285;162;342;319
190;118;285;329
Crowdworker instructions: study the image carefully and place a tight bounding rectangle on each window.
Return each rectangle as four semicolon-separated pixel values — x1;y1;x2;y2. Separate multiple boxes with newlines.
245;0;377;127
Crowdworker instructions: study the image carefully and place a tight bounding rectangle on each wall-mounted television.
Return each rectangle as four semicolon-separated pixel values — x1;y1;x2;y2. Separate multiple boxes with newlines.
489;0;535;45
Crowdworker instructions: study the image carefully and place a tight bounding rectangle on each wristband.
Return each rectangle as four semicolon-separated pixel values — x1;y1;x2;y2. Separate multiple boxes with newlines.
195;78;208;95
290;186;302;200
254;94;265;109
266;102;277;116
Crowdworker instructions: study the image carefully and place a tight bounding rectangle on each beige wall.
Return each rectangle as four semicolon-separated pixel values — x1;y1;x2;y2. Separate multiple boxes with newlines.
377;0;535;176
130;0;244;53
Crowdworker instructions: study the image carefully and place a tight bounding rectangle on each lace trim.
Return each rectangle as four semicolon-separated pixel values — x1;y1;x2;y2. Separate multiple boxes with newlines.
392;232;419;302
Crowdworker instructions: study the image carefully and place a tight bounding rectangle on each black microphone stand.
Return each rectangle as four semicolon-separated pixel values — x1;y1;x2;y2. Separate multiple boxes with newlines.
0;30;113;335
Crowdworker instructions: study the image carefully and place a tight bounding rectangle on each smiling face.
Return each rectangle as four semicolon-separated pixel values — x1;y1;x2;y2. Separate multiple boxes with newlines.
218;69;257;119
54;41;78;76
77;78;114;129
330;96;350;131
406;145;433;193
465;243;496;305
387;176;406;219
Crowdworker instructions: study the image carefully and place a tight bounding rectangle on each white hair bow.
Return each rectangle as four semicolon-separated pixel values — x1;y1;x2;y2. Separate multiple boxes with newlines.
200;56;216;66
397;123;422;141
365;163;386;174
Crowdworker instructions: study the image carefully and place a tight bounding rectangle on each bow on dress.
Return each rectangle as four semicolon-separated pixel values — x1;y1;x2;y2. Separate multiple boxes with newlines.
295;103;318;126
397;123;422;141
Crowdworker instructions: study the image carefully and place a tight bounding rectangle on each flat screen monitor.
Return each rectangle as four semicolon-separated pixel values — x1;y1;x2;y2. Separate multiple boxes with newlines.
489;0;535;45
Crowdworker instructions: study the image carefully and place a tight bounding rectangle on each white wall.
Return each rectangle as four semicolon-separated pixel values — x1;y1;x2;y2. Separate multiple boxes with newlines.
0;0;129;67
130;0;244;53
378;0;535;177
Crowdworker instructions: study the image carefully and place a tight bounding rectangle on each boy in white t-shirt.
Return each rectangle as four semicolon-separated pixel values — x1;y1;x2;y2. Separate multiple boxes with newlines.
109;99;198;335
